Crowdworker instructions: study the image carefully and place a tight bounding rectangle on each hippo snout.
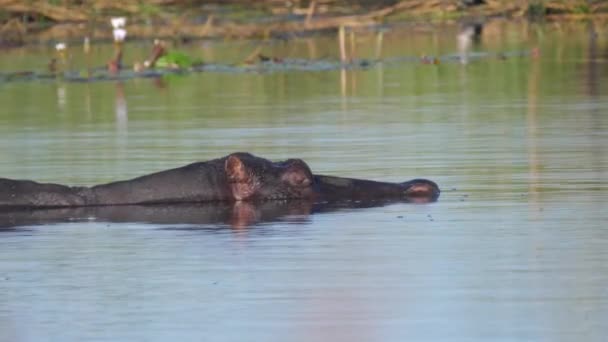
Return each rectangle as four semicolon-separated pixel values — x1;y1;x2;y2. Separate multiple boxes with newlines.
401;179;440;203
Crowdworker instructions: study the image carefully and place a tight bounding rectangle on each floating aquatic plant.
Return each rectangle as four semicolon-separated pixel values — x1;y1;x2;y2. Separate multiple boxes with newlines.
156;51;203;69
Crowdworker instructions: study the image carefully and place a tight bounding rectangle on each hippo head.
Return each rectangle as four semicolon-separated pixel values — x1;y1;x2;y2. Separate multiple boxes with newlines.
401;179;441;203
224;153;315;201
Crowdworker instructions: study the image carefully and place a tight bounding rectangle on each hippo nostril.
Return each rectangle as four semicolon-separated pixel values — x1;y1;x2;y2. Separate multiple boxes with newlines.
404;183;439;198
401;179;440;199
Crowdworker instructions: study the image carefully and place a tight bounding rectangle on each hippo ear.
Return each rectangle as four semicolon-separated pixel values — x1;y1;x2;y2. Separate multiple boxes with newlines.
225;155;258;200
225;155;249;182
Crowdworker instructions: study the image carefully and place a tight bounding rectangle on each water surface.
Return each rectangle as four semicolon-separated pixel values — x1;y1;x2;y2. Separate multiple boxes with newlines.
1;21;607;341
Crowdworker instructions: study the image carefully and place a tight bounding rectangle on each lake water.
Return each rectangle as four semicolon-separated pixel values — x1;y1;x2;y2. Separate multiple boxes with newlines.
0;20;607;341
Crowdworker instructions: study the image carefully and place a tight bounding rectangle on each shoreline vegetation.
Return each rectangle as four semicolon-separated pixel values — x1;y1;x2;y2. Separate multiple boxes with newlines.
1;0;607;47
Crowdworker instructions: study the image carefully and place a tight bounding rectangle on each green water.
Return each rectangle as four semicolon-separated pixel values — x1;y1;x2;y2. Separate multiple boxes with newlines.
0;21;607;341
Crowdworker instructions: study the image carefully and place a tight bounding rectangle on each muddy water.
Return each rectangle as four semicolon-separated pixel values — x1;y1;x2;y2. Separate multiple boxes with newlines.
0;21;607;341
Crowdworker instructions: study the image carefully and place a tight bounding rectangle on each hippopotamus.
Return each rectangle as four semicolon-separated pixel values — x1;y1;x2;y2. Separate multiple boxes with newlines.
0;152;439;209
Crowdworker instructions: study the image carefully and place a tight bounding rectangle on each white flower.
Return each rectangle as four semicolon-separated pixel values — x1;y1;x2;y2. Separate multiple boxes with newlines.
113;28;127;42
55;42;66;51
111;17;126;29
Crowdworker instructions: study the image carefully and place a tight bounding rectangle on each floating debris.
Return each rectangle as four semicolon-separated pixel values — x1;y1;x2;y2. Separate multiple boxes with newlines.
420;55;440;65
55;42;66;51
143;40;167;69
0;49;530;84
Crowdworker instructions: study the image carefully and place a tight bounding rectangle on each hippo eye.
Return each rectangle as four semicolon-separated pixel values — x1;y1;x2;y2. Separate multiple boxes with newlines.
282;170;312;188
293;175;311;187
279;159;313;187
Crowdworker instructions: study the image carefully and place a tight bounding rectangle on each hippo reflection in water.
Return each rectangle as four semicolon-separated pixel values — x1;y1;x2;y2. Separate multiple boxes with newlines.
0;152;440;209
0;199;422;230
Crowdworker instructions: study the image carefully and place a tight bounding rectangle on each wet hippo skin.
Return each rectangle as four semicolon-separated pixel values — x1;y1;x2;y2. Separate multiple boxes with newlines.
313;175;440;204
0;152;439;209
